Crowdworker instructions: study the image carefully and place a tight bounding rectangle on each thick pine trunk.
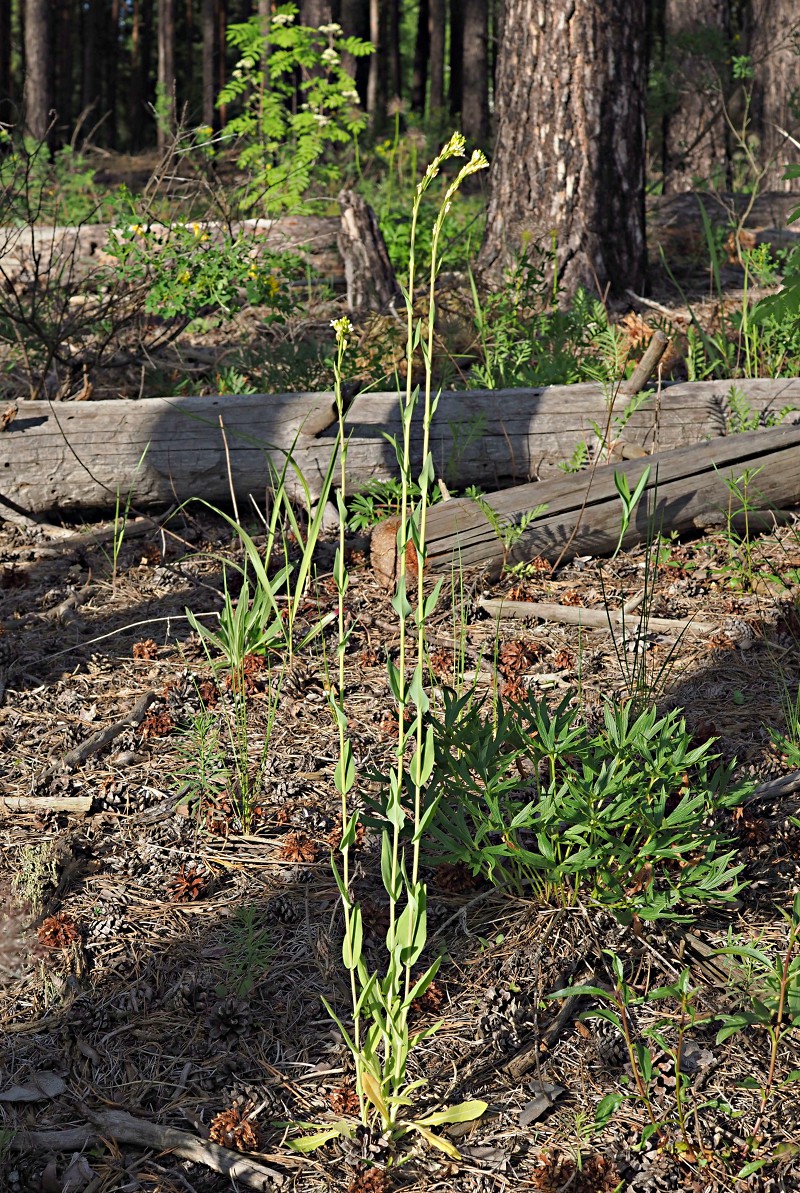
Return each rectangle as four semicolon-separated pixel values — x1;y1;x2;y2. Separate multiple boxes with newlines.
23;0;52;141
748;0;800;190
462;0;488;146
663;0;731;192
479;0;647;299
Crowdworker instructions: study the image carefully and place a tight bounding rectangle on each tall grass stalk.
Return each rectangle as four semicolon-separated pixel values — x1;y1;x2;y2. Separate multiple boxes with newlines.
311;134;489;1159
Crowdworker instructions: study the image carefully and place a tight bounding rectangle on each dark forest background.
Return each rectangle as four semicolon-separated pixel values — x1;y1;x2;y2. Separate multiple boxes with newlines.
1;0;798;195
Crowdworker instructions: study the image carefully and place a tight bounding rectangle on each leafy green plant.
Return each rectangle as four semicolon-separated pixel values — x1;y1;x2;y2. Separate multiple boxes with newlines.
219;904;272;998
611;465;651;559
548;953;727;1160
219;4;372;215
173;709;228;824
715;463;765;592
106;204;299;322
468;249;629;390
473;496;548;574
425;692;748;920
347;477;443;532
294;135;490;1163
713;893;800;1170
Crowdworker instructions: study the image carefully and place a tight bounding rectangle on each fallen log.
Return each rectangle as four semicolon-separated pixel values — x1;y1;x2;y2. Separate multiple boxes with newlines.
0;216;343;287
0;378;799;519
423;421;800;574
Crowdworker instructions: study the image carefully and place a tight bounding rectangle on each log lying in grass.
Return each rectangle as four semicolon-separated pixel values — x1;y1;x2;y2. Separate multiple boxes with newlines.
0;377;799;519
423;421;800;575
0;216;344;286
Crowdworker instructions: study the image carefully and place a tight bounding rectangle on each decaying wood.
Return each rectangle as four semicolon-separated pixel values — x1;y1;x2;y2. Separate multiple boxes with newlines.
43;691;156;780
2;378;800;519
338;189;400;311
0;794;93;814
8;1106;290;1190
423;420;800;574
477;596;716;635
621;329;669;396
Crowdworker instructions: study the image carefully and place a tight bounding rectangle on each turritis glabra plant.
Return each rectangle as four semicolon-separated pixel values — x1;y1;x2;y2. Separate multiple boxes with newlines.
291;135;489;1161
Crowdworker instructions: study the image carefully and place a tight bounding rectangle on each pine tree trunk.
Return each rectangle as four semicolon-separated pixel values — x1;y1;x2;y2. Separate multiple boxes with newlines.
53;0;73;138
448;0;463;116
339;0;369;103
157;0;176;151
748;0;800;190
202;0;217;130
411;0;430;112
428;0;445;112
478;0;648;299
663;0;731;192
462;0;488;145
0;0;11;122
23;0;52;141
105;0;120;148
300;0;332;24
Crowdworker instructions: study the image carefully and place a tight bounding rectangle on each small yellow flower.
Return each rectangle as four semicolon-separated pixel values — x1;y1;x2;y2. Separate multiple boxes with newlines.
268;275;280;296
178;270;190;284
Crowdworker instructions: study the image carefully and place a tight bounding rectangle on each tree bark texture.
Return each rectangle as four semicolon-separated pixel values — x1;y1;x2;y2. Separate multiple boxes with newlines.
2;379;797;518
663;0;731;192
22;0;51;141
479;0;648;299
462;0;489;146
748;0;800;190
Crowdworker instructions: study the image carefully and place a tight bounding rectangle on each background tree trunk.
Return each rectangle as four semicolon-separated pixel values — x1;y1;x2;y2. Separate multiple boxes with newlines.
411;0;430;113
0;0;11;124
23;0;51;141
300;1;332;25
201;0;217;130
105;0;121;148
338;0;370;105
462;0;488;145
157;0;176;151
448;0;462;117
428;0;445;112
662;0;731;192
53;0;74;139
479;0;648;299
748;0;800;190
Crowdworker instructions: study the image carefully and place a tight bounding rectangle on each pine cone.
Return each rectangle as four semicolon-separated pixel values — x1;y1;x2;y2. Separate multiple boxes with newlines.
342;1124;392;1167
209;1104;260;1152
267;894;304;925
169;863;206;902
207;996;253;1050
347;1168;392;1193
37;913;80;949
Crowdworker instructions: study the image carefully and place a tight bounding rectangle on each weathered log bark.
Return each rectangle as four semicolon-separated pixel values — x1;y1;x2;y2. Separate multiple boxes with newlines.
1;379;799;519
337;189;400;311
422;420;800;575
